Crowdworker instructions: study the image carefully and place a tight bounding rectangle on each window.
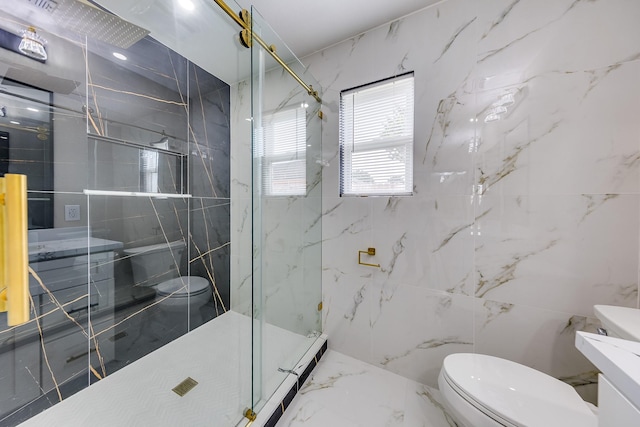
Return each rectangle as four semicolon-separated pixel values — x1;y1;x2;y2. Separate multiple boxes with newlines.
140;149;159;193
260;105;307;196
340;73;414;196
140;137;167;193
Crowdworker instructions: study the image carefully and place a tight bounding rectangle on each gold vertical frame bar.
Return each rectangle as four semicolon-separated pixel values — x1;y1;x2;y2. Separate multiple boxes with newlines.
0;177;5;313
5;174;29;326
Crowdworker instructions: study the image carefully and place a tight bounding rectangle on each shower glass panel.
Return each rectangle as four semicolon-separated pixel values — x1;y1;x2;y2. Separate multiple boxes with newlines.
82;3;238;421
86;193;190;370
0;11;89;423
250;6;323;414
0;0;323;424
1;0;241;423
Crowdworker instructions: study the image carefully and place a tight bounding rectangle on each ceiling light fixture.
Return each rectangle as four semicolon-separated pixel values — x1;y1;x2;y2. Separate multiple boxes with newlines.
178;0;195;11
500;92;515;106
19;26;47;61
10;121;20;125
113;52;127;61
27;107;39;112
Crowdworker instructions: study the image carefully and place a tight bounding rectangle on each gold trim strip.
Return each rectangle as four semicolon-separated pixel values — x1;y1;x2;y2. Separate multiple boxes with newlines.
211;0;321;103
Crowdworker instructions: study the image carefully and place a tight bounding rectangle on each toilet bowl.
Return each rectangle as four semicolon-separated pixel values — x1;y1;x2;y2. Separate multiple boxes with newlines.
439;305;640;427
438;353;597;427
154;276;211;314
123;240;212;328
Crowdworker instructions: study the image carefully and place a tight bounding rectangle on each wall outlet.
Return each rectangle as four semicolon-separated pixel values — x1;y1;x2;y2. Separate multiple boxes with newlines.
65;205;81;221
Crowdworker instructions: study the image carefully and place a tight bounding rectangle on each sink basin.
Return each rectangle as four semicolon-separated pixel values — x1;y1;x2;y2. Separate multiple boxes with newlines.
594;305;640;341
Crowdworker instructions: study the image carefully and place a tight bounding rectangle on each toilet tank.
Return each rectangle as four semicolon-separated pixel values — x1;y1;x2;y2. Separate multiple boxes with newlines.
123;240;186;287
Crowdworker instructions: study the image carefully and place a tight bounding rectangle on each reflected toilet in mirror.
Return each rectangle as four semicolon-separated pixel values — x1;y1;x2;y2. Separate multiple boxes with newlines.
123;239;212;331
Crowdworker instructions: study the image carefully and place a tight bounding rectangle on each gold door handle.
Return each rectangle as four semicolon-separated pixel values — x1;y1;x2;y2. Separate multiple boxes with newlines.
358;248;380;268
0;174;29;326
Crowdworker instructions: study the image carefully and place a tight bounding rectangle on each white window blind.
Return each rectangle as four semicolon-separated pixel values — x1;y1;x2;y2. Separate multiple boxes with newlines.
140;149;159;193
340;73;414;196
140;138;168;193
261;106;307;196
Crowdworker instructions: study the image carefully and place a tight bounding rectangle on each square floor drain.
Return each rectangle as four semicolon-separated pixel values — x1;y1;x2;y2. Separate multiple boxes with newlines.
172;377;198;397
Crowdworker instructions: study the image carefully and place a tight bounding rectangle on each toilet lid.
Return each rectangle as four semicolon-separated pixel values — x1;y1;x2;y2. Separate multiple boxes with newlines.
156;277;210;298
442;353;596;427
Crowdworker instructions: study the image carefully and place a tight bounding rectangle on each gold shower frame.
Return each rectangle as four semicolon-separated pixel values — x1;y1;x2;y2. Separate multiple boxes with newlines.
212;0;322;103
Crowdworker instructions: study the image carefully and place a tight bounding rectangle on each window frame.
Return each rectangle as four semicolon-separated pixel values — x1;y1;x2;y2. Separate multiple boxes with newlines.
259;104;308;197
339;72;415;197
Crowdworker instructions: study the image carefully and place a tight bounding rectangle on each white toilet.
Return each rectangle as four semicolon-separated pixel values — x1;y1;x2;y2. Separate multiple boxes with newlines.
438;305;640;427
438;353;597;427
123;239;212;328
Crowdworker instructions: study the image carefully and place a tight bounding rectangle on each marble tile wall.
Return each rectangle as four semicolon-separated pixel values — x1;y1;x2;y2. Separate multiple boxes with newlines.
303;0;640;403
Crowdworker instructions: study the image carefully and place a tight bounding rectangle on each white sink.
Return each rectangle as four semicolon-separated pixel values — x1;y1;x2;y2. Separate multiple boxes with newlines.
593;305;640;341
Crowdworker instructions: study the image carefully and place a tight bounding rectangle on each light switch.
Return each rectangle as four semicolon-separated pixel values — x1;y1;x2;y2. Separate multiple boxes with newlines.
65;205;80;221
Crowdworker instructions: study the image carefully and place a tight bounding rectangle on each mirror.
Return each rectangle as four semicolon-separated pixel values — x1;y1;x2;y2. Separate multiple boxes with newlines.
0;78;53;229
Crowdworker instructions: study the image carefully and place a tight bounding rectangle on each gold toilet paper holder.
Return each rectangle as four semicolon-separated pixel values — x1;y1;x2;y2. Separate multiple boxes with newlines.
358;248;380;268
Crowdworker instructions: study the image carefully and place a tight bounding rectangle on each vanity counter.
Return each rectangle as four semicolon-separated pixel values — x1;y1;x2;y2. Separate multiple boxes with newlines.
575;331;640;411
29;236;123;262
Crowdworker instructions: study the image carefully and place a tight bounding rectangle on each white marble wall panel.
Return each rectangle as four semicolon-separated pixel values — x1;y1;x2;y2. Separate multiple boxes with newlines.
474;194;639;315
299;0;640;400
230;81;253;316
476;0;640;80
474;61;640;197
261;196;321;335
371;196;474;296
370;287;474;387
321;197;374;362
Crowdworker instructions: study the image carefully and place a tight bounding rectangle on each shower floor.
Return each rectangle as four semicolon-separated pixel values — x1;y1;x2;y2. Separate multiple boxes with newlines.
15;311;319;427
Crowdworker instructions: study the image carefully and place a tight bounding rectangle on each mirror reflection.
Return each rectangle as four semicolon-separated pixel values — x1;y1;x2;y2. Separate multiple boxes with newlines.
0;78;53;229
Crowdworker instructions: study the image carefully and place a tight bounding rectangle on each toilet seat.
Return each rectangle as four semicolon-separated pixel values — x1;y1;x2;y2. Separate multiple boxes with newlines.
155;276;210;298
440;353;596;427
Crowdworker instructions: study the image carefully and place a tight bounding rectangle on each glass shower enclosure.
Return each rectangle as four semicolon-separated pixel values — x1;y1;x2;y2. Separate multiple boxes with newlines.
0;0;322;425
248;6;323;413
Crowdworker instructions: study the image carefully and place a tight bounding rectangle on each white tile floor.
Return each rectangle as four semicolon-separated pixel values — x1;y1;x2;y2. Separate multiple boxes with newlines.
276;350;457;427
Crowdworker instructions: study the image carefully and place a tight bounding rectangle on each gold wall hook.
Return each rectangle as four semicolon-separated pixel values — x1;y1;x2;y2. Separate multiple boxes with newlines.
358;248;380;268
